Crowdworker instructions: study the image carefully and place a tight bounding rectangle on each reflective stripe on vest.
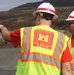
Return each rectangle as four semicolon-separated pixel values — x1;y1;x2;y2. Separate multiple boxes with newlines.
19;53;61;68
54;33;63;58
19;27;65;69
24;27;30;52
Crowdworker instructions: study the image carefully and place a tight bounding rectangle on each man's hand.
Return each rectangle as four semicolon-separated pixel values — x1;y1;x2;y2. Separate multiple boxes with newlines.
0;24;11;41
0;24;5;32
62;62;72;75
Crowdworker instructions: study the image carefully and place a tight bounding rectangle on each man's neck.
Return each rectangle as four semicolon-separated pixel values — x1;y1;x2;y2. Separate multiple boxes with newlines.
40;19;52;26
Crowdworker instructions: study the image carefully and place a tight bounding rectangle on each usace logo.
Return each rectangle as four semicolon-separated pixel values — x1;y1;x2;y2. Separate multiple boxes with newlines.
33;29;54;49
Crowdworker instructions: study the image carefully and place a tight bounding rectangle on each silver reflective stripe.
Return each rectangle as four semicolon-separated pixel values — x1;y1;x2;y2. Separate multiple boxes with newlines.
19;54;61;68
25;27;30;52
54;33;64;58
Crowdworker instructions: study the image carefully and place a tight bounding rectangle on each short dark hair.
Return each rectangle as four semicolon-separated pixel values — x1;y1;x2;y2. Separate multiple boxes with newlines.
35;12;54;20
41;12;54;20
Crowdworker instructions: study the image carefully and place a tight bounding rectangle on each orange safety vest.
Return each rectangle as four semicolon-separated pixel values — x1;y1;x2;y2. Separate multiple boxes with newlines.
15;25;68;75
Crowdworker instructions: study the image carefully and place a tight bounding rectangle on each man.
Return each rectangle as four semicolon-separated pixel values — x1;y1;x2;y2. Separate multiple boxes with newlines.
65;10;74;75
0;2;72;75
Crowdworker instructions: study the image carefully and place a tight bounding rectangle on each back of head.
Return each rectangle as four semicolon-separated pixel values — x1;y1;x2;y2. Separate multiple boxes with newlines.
33;2;58;20
40;12;54;20
65;10;74;21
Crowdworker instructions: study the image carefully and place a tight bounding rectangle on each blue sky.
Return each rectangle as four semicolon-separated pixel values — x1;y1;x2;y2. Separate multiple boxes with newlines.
0;0;42;11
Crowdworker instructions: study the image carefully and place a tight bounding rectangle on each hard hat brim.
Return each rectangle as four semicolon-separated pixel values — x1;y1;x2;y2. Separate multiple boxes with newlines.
65;18;74;21
53;15;58;20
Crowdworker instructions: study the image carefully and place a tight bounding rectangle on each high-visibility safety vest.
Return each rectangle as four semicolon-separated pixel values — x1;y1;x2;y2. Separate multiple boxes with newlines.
68;35;74;75
15;25;69;75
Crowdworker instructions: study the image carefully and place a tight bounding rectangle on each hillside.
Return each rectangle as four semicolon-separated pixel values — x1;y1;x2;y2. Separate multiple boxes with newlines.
0;6;74;30
13;0;74;9
0;6;74;45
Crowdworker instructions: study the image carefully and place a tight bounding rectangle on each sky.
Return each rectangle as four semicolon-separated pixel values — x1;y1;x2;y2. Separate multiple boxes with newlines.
0;0;42;11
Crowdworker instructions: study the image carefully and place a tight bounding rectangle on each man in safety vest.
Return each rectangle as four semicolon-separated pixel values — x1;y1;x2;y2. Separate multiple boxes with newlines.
65;10;74;75
0;2;72;75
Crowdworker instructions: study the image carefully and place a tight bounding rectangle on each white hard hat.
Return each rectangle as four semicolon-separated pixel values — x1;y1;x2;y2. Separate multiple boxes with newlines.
33;2;58;20
65;10;74;21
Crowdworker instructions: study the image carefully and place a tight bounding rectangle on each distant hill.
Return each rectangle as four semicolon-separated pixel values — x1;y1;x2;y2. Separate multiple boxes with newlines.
13;0;74;10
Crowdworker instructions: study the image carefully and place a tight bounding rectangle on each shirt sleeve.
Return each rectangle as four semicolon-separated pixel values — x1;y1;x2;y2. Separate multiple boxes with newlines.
61;45;72;62
9;29;20;48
